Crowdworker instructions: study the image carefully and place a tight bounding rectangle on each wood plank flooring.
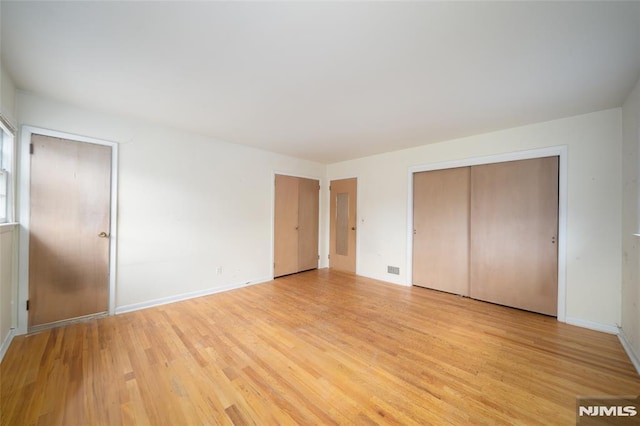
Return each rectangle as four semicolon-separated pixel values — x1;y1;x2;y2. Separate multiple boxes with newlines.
1;269;638;425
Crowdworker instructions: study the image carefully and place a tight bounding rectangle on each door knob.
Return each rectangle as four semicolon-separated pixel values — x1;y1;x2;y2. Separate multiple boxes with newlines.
98;232;109;238
351;227;356;231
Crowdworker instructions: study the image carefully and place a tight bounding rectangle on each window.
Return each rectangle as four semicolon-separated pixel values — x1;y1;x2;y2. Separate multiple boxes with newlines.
0;117;15;223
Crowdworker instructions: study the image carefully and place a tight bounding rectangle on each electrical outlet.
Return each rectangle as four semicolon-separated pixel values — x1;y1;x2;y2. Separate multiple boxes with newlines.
216;266;222;275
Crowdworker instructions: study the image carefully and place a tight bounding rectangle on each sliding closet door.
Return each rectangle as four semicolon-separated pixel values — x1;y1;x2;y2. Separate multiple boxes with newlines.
274;175;299;277
413;167;470;295
297;177;320;272
470;157;559;316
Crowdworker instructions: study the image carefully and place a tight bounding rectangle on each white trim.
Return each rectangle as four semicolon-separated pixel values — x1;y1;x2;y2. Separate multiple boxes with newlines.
18;126;119;334
0;222;17;234
0;328;15;363
272;170;323;181
1;123;16;224
618;330;640;375
271;171;324;279
271;172;276;279
328;175;360;274
0;112;17;135
115;276;272;315
557;148;568;323
406;146;568;322
564;316;619;334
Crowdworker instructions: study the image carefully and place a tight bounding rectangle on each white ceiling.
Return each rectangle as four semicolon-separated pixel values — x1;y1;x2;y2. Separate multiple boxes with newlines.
2;1;640;164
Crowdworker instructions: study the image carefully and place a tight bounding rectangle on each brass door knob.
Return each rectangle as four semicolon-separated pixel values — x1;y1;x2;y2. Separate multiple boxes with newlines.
98;232;109;238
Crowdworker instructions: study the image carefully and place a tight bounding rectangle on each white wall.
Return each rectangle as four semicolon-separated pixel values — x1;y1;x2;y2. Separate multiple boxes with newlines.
10;92;629;335
16;92;327;316
328;109;623;330
621;76;640;369
1;65;16;127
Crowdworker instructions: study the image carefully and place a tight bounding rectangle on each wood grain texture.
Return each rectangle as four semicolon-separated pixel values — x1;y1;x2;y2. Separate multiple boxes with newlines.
297;177;319;272
29;134;111;327
470;157;559;316
274;174;299;277
330;178;357;273
2;270;637;425
274;175;319;277
413;167;470;296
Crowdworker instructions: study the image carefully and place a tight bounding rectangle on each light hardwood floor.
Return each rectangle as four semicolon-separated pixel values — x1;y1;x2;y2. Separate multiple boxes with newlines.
2;270;638;425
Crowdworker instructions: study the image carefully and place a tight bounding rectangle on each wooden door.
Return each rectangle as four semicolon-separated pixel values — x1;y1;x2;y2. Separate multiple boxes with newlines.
470;157;559;316
330;178;357;273
413;167;470;295
274;175;320;277
274;174;299;277
297;177;319;272
29;134;112;328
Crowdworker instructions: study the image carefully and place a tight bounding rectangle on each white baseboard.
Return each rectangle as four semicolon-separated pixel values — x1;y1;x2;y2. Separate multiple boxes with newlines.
356;272;410;287
0;328;16;363
115;277;273;315
618;331;640;375
564;316;619;334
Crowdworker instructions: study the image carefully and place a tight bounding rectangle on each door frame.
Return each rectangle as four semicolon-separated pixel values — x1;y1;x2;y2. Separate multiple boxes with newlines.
17;126;119;334
328;175;359;274
406;146;567;323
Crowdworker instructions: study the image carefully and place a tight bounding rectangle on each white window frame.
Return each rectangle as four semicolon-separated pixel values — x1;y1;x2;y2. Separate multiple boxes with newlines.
0;117;16;224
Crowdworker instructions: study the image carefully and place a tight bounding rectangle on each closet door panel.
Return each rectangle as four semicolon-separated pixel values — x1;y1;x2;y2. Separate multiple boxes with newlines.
413;167;470;295
274;175;299;277
297;177;319;272
470;157;559;316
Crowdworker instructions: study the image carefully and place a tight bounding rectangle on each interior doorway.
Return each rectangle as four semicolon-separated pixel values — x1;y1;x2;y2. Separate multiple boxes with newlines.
27;133;114;330
329;178;357;273
273;174;320;277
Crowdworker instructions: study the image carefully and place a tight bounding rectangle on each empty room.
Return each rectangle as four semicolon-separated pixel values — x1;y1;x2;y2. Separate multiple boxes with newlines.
1;1;640;424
